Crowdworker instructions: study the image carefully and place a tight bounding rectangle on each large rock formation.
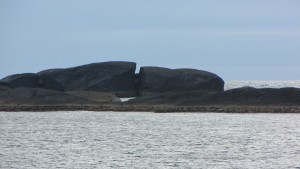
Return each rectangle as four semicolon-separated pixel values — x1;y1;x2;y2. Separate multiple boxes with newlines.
1;62;224;98
38;61;136;97
0;88;96;105
0;73;64;91
1;61;300;107
137;67;224;95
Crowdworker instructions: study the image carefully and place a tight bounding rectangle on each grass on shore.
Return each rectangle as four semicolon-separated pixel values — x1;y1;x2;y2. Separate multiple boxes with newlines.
1;104;300;113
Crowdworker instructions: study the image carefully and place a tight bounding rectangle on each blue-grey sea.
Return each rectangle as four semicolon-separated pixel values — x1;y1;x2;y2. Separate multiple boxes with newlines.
1;81;300;169
225;80;300;90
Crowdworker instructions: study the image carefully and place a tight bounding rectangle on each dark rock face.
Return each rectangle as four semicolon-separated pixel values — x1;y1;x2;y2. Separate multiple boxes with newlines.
0;82;11;91
38;75;65;91
129;87;300;106
0;73;64;91
138;67;224;95
127;91;213;105
0;88;97;105
0;85;11;91
67;91;121;103
199;87;300;105
37;62;136;97
1;73;39;88
0;81;11;87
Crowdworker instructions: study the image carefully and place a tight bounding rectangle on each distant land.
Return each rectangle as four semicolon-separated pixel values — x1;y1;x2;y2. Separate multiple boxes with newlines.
1;61;300;113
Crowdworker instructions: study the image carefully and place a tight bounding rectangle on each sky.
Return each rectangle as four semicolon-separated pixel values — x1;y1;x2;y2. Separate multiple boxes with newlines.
1;0;300;80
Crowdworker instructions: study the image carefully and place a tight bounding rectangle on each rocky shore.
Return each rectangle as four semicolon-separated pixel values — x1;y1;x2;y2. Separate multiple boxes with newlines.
1;61;300;113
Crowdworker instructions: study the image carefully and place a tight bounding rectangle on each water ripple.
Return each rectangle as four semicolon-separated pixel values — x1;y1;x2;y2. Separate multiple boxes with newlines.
0;111;300;168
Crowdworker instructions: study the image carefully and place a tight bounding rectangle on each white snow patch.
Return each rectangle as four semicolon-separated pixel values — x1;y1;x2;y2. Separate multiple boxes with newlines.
120;97;136;102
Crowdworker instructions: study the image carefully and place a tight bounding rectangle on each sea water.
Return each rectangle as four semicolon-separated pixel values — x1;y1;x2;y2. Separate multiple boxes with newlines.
0;111;300;169
225;80;300;90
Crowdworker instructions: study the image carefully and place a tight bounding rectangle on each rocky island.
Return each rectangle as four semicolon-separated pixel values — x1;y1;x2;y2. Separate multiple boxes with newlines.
1;61;300;113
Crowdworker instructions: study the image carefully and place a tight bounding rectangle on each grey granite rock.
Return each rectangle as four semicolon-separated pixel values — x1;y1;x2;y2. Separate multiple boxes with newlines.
0;85;11;92
137;67;224;95
38;61;136;97
0;73;64;91
128;87;300;106
0;88;96;105
67;91;121;103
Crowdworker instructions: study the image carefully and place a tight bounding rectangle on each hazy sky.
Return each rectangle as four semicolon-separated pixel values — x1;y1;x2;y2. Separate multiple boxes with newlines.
1;0;300;80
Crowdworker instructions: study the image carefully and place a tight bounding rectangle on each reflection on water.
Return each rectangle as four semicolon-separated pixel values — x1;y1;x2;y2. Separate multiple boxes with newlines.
0;111;300;168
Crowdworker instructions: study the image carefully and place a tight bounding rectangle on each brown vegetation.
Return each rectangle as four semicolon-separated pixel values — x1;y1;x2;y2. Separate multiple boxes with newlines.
1;104;299;113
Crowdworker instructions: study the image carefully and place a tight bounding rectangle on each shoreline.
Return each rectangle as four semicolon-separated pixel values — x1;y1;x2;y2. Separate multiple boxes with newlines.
1;105;300;113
